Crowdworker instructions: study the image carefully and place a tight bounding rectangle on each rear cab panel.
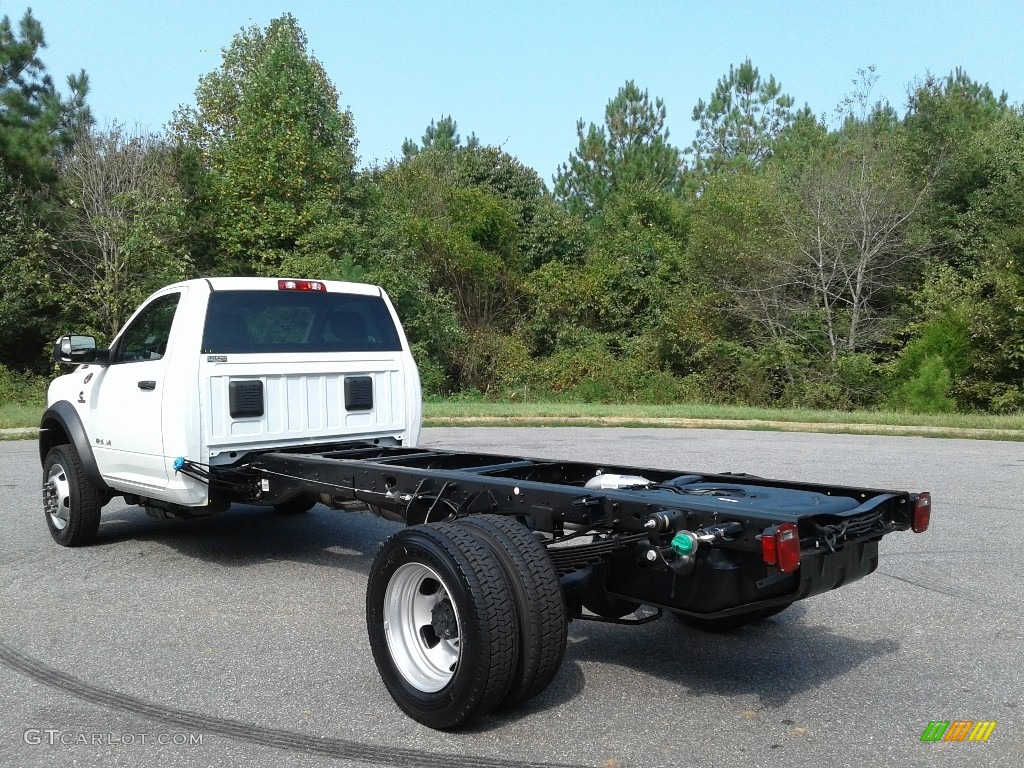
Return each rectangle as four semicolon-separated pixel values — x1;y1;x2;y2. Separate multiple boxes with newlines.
197;278;421;470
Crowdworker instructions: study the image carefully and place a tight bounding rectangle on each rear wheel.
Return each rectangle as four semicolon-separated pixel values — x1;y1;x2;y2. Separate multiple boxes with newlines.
366;524;517;729
42;444;102;547
457;514;567;707
673;603;793;632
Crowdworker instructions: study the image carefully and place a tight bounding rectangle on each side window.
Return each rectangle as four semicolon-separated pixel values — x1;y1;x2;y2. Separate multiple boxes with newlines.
112;293;182;364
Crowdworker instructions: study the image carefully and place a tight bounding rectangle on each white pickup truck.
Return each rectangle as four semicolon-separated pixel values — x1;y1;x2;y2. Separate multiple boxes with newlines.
40;277;422;545
39;277;930;730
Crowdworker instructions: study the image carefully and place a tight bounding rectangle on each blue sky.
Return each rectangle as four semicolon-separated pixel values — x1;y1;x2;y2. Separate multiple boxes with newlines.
16;0;1024;183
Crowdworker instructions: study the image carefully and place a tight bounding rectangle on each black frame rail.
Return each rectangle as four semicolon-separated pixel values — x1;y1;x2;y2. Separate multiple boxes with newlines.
247;443;916;545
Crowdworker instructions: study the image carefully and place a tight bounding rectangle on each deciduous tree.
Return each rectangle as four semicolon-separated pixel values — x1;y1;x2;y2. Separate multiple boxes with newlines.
170;14;358;277
780;127;926;361
51;126;190;339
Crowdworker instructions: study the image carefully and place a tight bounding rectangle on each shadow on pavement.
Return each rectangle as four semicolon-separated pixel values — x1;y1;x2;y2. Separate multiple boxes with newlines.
93;502;396;575
560;606;897;708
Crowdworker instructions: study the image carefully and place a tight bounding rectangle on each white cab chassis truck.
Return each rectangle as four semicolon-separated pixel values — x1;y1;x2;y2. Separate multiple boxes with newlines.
40;277;932;730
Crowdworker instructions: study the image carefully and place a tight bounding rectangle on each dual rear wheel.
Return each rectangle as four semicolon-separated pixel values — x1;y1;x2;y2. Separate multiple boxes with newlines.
366;515;567;729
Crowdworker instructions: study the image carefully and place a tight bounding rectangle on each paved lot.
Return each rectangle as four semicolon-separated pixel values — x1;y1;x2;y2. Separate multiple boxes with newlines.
1;428;1021;767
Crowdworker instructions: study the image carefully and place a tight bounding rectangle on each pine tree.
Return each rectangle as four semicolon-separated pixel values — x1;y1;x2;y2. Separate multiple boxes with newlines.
690;58;798;175
0;7;91;185
554;81;683;217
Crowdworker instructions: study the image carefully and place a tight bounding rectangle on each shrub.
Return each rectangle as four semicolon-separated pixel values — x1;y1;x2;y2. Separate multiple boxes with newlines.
513;333;693;404
0;364;48;406
889;355;955;413
410;343;448;397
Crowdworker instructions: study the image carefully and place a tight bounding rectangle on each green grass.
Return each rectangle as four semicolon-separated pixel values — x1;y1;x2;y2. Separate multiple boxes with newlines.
423;400;1024;436
0;402;42;430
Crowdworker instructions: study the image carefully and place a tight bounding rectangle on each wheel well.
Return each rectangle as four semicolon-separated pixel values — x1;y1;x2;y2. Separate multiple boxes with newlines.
38;403;109;490
39;417;70;463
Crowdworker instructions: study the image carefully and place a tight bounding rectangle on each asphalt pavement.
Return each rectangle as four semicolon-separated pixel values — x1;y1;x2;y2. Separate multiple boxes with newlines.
1;428;1021;767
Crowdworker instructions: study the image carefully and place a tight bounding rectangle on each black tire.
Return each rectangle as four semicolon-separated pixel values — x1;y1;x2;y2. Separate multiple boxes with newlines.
366;524;518;729
457;514;567;708
42;444;102;547
672;603;793;632
273;495;316;514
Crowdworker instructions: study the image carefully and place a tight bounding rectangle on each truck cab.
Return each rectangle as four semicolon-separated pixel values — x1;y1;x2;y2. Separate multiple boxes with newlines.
40;277;421;540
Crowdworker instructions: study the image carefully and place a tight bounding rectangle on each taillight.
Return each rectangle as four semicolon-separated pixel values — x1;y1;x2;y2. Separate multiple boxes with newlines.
278;279;326;292
762;523;801;574
912;492;931;533
761;529;777;565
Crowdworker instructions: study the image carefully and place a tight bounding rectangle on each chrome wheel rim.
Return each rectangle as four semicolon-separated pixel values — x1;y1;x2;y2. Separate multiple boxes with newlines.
45;463;71;530
383;562;461;692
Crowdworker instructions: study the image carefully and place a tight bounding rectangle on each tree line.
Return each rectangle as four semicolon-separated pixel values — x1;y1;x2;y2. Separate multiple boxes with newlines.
2;11;1022;414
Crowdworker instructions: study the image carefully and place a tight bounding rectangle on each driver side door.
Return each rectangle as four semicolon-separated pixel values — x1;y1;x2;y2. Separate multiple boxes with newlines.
90;290;183;491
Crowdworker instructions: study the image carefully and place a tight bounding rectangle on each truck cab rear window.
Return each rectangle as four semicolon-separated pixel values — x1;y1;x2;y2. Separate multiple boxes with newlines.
201;291;402;354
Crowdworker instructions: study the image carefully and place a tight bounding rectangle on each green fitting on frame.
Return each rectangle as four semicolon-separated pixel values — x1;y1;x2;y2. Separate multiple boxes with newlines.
671;532;695;556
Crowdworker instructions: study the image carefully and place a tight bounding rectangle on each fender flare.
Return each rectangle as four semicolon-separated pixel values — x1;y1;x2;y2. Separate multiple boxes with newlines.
39;401;110;490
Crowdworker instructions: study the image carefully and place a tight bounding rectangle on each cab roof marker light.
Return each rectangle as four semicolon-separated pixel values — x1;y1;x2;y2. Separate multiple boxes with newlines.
277;279;325;292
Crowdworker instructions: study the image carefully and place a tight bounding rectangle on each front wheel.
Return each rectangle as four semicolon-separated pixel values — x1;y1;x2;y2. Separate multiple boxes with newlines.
42;444;103;547
366;524;517;729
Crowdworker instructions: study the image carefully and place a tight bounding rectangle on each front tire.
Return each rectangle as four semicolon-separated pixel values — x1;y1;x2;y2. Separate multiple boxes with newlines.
42;444;102;547
366;524;518;729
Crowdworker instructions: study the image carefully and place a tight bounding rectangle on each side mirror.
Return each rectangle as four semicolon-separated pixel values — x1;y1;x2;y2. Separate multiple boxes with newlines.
54;335;103;364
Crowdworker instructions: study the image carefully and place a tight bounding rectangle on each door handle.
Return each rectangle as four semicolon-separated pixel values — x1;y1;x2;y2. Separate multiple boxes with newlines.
138;380;156;391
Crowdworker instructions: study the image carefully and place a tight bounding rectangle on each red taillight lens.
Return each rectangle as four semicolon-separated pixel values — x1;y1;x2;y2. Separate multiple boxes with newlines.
761;529;777;565
912;492;931;533
278;279;325;292
763;523;800;573
775;523;800;573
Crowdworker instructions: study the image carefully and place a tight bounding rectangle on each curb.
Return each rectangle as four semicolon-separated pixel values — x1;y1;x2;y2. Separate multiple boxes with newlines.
422;416;1024;441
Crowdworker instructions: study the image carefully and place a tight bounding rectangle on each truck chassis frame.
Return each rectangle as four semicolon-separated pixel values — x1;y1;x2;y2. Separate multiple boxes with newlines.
235;443;919;621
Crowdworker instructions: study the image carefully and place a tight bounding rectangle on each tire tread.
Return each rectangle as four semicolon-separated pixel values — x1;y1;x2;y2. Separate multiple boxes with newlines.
457;514;567;707
44;444;102;547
